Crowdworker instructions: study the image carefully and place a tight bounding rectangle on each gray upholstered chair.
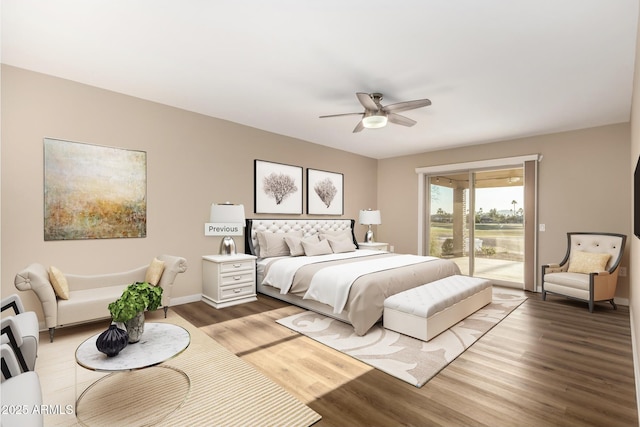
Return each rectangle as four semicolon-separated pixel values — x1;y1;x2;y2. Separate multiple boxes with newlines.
1;343;43;427
1;294;39;371
542;232;627;312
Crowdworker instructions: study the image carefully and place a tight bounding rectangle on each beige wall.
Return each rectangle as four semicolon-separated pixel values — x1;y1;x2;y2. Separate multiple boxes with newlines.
0;65;378;319
377;123;632;298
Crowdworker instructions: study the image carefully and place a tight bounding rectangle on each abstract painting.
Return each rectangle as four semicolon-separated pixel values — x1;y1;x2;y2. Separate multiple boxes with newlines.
254;160;302;214
307;168;343;215
44;138;147;240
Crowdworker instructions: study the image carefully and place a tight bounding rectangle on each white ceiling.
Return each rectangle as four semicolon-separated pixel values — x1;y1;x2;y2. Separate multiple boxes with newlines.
2;1;638;159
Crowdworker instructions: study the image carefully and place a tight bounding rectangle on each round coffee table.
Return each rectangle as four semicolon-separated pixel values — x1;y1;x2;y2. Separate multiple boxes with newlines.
75;322;191;426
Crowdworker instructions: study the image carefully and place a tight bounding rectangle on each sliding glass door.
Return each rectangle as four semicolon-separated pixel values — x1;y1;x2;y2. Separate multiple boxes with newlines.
427;167;526;287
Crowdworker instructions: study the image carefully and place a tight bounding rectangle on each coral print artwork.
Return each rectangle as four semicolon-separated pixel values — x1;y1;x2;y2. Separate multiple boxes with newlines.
254;160;303;214
307;168;344;215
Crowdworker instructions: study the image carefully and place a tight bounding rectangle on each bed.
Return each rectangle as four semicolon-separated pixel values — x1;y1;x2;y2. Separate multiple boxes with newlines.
245;218;461;335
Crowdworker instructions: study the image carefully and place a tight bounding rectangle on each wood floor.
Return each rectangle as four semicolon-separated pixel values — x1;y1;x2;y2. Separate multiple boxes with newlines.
173;291;638;427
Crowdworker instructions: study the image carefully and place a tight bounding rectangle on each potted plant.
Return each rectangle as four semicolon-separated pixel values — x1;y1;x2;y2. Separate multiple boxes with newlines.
108;282;163;343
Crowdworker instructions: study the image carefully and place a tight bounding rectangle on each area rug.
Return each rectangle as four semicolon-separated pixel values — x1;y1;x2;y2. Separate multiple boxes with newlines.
37;311;321;427
277;287;527;388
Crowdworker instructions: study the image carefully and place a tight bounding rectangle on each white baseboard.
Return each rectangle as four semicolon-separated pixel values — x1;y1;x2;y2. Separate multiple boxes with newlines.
169;294;202;306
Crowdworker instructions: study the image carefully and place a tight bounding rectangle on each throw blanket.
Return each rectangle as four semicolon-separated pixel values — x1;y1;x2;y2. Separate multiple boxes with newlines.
303;255;439;313
261;250;383;294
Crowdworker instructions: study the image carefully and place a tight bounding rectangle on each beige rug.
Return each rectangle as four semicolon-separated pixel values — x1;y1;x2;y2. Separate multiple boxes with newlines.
36;310;321;427
277;287;527;388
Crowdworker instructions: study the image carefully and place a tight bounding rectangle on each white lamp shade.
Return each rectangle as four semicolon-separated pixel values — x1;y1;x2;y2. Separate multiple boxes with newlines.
359;209;381;225
210;203;245;223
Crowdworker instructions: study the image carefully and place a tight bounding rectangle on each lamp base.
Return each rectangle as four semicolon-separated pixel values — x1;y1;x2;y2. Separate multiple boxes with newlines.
220;236;237;255
364;227;375;243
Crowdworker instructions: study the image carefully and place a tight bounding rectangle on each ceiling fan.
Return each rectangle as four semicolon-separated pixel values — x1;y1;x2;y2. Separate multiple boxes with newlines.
319;92;431;133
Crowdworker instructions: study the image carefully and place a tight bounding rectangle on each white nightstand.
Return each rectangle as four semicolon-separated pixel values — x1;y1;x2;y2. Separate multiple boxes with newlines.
202;254;257;309
358;242;389;251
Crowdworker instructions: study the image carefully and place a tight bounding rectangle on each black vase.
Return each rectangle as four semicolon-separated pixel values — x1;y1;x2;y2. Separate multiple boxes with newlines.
96;324;129;357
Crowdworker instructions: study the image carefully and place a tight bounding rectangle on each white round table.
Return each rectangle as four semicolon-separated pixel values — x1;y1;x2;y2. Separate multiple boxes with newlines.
75;323;191;426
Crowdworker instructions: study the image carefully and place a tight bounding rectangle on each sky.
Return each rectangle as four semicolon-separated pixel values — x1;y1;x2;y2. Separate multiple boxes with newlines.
431;185;523;214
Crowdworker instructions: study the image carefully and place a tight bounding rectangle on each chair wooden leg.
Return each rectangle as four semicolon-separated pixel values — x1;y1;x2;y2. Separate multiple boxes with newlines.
610;299;618;310
588;300;594;313
542;291;546;301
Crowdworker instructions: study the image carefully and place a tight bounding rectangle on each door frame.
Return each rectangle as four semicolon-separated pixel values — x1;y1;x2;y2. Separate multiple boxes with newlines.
416;154;540;291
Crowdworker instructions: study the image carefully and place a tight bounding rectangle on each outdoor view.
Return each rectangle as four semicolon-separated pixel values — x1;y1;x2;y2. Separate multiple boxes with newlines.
429;168;524;284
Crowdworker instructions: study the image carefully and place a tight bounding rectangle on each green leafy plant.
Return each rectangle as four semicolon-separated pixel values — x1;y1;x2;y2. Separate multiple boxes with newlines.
108;282;163;323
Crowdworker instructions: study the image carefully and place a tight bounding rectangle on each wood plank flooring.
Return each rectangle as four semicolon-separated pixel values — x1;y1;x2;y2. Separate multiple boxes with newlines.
173;291;638;427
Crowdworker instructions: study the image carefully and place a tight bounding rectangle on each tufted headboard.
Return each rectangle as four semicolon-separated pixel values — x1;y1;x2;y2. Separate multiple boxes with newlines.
245;218;357;257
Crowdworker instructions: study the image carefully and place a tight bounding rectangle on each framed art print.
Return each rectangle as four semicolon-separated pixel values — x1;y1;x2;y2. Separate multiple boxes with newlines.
307;168;343;215
254;160;303;214
44;138;147;240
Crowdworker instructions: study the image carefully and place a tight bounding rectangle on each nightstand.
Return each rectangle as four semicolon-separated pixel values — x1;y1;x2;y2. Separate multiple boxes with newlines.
358;242;389;251
202;254;257;308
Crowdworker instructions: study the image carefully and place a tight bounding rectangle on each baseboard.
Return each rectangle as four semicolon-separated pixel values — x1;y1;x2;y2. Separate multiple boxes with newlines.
169;294;203;306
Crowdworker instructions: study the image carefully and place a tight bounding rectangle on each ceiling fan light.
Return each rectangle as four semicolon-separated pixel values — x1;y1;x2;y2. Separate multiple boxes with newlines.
362;114;388;129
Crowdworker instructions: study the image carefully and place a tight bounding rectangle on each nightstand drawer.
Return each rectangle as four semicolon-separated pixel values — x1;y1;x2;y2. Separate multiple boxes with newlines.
220;260;254;273
220;271;255;286
220;283;255;299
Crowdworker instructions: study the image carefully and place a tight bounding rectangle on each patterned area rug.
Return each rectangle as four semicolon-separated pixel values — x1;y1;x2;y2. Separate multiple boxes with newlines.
277;287;527;387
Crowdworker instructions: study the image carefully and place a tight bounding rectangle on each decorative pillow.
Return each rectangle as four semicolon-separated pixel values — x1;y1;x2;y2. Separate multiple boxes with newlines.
328;238;357;254
258;230;302;258
145;257;165;285
285;234;319;256
319;229;352;242
302;238;333;256
48;266;69;300
568;251;611;274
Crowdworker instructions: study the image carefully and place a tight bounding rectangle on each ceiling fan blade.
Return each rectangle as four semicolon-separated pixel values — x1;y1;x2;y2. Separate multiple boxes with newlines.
356;92;379;111
352;120;365;133
319;112;363;118
388;113;417;127
383;98;431;113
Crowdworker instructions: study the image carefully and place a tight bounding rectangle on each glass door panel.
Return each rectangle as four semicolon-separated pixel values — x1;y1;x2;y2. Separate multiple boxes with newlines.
428;173;470;275
472;168;524;284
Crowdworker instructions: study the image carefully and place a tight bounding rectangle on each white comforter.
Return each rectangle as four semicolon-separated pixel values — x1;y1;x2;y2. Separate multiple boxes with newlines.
303;254;439;313
261;250;382;294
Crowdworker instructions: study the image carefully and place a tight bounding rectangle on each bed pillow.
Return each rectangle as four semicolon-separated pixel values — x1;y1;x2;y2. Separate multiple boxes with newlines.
319;229;352;242
568;251;611;274
48;266;70;300
145;257;165;285
302;238;333;256
257;230;302;258
328;238;357;254
285;234;319;256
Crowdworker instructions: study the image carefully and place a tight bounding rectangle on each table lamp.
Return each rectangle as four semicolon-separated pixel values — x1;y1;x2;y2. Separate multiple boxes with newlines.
208;202;245;255
359;209;381;243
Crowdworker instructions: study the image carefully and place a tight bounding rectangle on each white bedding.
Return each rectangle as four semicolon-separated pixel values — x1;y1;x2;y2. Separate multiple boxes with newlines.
303;254;440;314
261;250;382;294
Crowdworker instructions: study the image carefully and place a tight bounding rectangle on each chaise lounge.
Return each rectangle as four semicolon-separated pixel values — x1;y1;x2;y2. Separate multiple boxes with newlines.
14;254;187;341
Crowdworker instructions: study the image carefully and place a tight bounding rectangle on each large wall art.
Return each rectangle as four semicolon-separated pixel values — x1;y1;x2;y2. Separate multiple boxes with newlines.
307;168;344;215
254;159;303;214
43;138;147;240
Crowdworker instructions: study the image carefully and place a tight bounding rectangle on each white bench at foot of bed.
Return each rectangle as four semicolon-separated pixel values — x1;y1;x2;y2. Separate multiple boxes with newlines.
383;275;492;341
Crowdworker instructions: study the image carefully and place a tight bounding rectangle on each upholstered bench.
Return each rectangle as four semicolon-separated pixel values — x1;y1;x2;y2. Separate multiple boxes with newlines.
383;275;492;341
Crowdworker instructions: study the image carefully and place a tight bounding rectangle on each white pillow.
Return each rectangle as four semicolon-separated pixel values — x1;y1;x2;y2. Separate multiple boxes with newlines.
285;234;319;256
328;238;357;254
257;230;302;258
319;229;352;241
302;239;333;256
